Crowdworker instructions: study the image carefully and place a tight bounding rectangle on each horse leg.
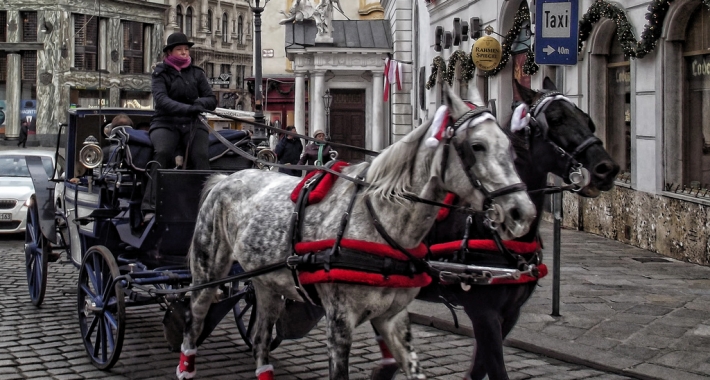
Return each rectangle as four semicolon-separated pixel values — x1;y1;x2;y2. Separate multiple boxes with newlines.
178;228;232;379
370;323;400;380
371;310;426;380
462;305;508;380
251;285;285;380
322;299;354;380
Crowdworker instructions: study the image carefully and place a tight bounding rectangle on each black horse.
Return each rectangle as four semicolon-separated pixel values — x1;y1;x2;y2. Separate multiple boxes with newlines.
371;77;620;380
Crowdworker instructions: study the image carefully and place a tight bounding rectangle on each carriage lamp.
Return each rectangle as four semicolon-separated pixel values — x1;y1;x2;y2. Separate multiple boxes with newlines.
79;135;103;169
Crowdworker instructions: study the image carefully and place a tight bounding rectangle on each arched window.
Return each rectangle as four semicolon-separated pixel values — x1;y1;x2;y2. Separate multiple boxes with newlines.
222;13;228;43
606;33;631;180
186;7;193;37
207;9;213;32
237;16;243;44
682;6;710;190
176;5;183;33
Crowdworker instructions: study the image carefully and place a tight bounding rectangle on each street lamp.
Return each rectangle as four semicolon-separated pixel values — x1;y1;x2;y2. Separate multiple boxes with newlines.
248;0;269;139
323;89;332;137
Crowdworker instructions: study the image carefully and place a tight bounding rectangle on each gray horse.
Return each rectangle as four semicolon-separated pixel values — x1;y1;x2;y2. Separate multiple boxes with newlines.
178;88;536;380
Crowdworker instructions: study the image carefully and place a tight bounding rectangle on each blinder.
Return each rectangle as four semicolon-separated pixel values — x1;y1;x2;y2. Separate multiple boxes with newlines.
439;106;527;229
527;91;602;190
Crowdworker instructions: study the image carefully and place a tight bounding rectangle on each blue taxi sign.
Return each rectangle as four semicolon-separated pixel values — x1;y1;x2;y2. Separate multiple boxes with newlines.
535;0;579;65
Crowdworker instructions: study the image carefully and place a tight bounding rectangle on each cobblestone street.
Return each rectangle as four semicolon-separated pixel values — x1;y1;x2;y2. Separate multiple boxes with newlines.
0;235;632;379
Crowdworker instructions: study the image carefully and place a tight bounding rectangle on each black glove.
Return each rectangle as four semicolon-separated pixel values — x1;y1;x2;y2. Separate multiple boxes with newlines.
188;105;208;115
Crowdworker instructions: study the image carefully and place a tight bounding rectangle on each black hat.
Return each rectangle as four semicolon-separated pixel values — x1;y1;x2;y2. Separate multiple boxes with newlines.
163;32;195;52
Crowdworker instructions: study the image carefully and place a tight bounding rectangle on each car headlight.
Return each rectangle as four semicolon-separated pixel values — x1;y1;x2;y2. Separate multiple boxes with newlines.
25;197;32;207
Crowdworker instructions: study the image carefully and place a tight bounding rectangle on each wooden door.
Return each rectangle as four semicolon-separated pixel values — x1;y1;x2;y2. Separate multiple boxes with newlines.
329;89;366;163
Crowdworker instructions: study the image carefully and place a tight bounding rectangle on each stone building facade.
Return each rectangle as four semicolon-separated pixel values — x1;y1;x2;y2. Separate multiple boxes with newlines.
0;0;253;145
402;0;710;265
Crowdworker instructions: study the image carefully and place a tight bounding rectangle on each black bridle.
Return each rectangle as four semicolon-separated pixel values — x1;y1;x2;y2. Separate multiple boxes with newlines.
527;91;603;189
439;107;527;227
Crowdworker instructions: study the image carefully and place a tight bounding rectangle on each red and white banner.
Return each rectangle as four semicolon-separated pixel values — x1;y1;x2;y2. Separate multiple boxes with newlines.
383;57;403;102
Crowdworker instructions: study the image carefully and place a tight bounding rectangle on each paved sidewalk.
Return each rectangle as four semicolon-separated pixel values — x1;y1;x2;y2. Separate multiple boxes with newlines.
409;221;710;380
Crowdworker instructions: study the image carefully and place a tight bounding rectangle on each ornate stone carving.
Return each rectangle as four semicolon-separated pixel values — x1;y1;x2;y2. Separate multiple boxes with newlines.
39;72;53;85
8;20;17;33
111;50;119;63
280;0;342;44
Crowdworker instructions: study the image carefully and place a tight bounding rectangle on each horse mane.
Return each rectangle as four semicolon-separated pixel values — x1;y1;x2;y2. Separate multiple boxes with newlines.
364;119;434;202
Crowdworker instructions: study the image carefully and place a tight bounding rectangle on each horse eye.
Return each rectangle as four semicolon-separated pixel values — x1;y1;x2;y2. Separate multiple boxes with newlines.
471;144;486;152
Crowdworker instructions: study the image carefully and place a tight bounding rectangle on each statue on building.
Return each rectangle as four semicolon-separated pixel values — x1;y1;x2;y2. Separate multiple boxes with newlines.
280;0;342;44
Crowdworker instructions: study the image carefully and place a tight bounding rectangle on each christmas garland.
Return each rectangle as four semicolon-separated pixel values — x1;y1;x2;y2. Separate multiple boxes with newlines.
579;0;710;59
485;2;534;77
445;50;475;85
426;56;447;90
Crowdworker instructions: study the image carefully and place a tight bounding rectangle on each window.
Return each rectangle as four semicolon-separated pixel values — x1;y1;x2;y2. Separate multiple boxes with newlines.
220;64;231;89
21;51;37;81
186;7;193;37
21;11;37;42
606;33;631;181
207;9;213;32
74;14;98;71
205;62;214;80
122;21;144;74
0;52;7;83
222;13;228;43
176;6;183;33
0;11;7;42
682;6;710;190
237;16;243;44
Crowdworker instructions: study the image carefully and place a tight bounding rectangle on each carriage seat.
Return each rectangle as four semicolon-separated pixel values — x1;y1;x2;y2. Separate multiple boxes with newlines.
107;127;251;172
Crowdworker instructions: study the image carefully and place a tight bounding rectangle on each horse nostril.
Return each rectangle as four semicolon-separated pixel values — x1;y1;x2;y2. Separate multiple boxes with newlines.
509;207;521;222
594;161;619;178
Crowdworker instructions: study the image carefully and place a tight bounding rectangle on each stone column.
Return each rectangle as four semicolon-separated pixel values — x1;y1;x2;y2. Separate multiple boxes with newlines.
294;71;306;136
6;53;22;139
312;70;326;136
167;0;179;30
372;71;385;151
200;0;210;34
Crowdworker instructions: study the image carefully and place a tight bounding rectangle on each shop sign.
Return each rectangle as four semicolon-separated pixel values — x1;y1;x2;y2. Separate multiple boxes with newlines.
472;36;502;71
210;73;231;85
262;49;274;58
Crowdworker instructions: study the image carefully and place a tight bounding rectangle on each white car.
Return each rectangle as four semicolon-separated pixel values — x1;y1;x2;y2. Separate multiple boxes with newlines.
0;149;57;234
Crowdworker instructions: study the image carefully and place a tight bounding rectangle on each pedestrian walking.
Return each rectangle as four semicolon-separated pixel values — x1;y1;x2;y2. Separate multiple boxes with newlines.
18;121;28;148
274;126;303;177
298;129;333;167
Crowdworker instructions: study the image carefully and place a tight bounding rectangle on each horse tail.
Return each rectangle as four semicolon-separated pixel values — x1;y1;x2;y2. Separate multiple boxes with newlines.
200;173;228;208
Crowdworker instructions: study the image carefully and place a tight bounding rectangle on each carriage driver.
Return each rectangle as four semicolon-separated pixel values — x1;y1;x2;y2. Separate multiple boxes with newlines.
141;32;217;223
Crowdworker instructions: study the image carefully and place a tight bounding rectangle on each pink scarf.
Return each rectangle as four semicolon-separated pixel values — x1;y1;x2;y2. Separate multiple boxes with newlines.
164;55;192;71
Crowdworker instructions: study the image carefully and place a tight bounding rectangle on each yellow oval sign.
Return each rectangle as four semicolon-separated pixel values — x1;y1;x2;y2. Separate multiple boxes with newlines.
472;36;502;71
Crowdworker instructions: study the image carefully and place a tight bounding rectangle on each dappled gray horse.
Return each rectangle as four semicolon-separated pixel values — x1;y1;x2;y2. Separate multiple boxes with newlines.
178;87;536;380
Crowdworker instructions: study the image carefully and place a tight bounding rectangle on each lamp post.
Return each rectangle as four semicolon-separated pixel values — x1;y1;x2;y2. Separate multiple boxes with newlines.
249;0;269;138
323;89;332;137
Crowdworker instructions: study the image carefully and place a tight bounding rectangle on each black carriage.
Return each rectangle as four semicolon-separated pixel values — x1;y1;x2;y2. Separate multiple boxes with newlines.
24;107;275;369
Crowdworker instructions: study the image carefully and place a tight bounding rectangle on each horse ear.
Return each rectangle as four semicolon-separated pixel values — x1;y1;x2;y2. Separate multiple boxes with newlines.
443;83;471;120
467;79;485;108
514;79;537;106
543;77;558;91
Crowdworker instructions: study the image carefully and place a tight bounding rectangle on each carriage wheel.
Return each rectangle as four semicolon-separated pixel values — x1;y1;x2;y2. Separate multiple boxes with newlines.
25;196;49;307
231;281;282;351
77;246;125;370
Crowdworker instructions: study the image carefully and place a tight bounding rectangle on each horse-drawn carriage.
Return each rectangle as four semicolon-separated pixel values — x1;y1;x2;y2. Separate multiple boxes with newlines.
24;107;276;370
22;80;619;379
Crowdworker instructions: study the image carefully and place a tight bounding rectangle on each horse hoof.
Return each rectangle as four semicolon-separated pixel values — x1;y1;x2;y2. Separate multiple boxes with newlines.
371;362;399;380
176;350;196;379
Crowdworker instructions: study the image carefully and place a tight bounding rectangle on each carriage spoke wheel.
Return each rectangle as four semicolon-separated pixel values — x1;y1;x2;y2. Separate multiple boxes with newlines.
25;196;49;306
231;281;281;351
77;246;125;370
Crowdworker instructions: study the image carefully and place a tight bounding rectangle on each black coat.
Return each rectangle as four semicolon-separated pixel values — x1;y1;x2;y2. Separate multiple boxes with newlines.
151;63;217;128
298;142;333;166
275;137;303;176
19;124;28;142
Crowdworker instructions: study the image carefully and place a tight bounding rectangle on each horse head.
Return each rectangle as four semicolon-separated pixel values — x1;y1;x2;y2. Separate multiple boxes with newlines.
439;84;536;239
514;78;619;197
